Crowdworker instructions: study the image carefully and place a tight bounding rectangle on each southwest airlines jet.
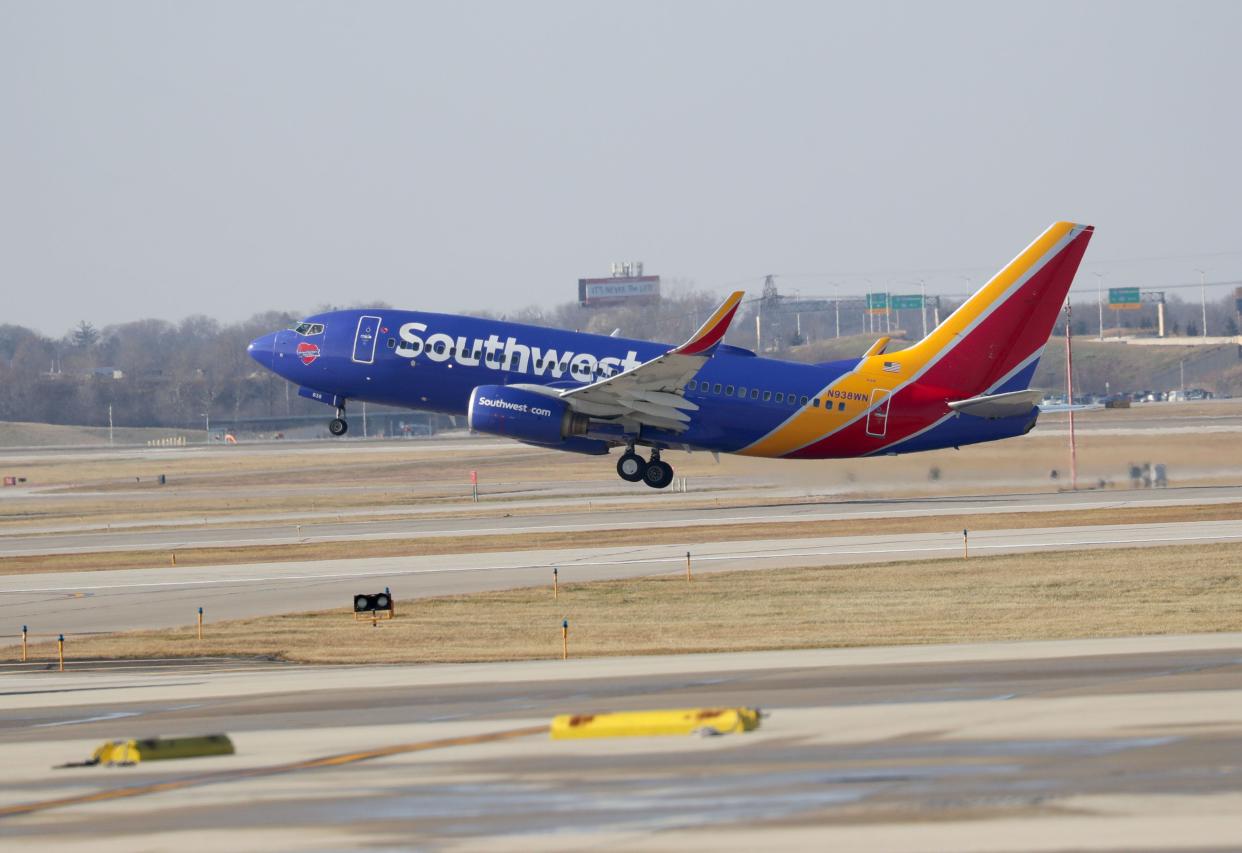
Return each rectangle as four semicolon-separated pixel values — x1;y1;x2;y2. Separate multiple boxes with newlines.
248;222;1093;489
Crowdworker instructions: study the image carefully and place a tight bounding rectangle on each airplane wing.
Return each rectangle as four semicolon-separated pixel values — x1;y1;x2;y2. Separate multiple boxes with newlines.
514;291;744;433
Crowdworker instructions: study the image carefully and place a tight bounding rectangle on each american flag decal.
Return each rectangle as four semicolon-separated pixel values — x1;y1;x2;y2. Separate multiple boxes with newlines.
882;361;901;373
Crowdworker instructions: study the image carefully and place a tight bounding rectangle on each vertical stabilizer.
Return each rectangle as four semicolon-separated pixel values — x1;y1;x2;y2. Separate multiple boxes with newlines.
900;221;1093;396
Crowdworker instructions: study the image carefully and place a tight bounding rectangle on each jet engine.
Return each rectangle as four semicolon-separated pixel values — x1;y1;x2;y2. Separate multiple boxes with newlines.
467;385;605;452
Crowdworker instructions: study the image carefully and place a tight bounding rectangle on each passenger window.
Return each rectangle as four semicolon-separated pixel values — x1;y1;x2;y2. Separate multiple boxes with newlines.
687;380;697;391
838;402;846;411
725;385;735;395
750;388;759;399
762;391;772;401
800;396;809;405
738;386;747;397
812;398;820;408
713;383;723;394
775;393;784;403
386;338;396;349
434;342;446;354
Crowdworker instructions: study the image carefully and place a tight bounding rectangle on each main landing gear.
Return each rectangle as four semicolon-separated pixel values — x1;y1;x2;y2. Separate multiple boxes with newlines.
616;447;674;489
328;407;348;436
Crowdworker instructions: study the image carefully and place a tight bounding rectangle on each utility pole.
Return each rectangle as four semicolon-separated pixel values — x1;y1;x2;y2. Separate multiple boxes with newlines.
108;404;114;446
919;279;927;339
1064;301;1077;491
1094;272;1106;340
759;274;778;352
1196;269;1208;337
833;284;841;338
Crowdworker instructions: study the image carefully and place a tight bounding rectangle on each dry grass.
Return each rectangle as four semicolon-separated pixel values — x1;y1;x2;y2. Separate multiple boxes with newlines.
5;501;1241;576
17;543;1242;665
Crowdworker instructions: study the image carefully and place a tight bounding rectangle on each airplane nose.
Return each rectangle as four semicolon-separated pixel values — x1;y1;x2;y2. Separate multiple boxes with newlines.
248;333;277;370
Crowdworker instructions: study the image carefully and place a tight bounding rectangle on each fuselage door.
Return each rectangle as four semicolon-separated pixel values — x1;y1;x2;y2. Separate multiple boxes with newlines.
866;388;892;437
352;315;382;364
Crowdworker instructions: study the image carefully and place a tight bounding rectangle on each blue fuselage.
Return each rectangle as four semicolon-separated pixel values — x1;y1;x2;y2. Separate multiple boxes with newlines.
249;308;1034;457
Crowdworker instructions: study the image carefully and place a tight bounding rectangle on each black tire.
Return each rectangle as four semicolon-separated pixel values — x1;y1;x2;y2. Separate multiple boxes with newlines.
329;418;348;436
617;452;647;482
644;460;674;489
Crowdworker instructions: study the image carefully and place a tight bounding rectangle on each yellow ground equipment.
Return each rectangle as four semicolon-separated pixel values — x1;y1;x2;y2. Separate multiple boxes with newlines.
550;707;761;739
88;735;235;765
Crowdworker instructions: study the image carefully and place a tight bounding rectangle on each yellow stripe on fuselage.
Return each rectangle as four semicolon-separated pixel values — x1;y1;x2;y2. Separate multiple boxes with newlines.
737;222;1076;459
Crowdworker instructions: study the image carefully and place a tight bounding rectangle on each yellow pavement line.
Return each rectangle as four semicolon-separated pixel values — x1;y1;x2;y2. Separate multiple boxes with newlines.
0;725;547;820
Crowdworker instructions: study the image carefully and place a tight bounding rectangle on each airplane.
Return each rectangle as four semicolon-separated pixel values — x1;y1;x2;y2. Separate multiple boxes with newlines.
248;221;1093;489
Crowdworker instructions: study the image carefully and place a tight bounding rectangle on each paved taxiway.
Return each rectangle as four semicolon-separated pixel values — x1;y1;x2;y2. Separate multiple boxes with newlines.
4;484;1242;557
2;633;1240;850
5;517;1241;638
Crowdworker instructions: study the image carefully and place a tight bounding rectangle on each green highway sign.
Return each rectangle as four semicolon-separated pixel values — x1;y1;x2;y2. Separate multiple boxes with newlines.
1108;287;1141;310
890;294;924;310
866;292;889;313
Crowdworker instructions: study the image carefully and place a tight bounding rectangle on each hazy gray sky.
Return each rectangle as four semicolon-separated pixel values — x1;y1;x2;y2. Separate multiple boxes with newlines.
3;1;1241;335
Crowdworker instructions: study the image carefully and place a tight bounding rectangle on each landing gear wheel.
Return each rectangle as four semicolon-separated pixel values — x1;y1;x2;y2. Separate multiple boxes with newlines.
328;418;349;436
617;452;647;482
643;460;674;489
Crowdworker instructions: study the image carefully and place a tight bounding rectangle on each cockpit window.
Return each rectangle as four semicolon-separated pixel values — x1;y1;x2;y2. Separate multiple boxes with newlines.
291;322;325;336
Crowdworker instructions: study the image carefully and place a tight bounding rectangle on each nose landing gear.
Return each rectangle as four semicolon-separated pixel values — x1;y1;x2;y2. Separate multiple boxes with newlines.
328;407;348;436
616;446;674;489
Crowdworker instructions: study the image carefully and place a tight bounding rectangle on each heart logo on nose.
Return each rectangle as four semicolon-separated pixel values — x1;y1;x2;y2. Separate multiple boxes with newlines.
297;342;321;365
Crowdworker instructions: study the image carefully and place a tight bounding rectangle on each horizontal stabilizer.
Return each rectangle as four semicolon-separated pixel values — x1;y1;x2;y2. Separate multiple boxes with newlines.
948;389;1043;419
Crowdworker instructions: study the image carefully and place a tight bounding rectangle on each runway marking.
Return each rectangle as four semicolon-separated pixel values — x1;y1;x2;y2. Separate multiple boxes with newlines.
5;526;1242;594
32;711;142;728
0;724;547;820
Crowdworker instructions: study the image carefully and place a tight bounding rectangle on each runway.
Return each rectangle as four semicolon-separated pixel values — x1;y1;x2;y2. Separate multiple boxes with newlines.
3;484;1242;557
4;517;1241;638
2;633;1240;850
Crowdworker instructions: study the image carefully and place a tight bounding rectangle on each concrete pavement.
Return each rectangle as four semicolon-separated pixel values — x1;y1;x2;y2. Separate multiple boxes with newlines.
2;634;1240;850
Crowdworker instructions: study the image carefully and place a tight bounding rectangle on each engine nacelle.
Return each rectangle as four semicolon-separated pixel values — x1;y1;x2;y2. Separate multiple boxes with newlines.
467;385;591;446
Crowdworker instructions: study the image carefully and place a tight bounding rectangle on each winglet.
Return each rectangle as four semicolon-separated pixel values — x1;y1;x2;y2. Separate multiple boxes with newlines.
862;337;891;358
672;291;745;356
